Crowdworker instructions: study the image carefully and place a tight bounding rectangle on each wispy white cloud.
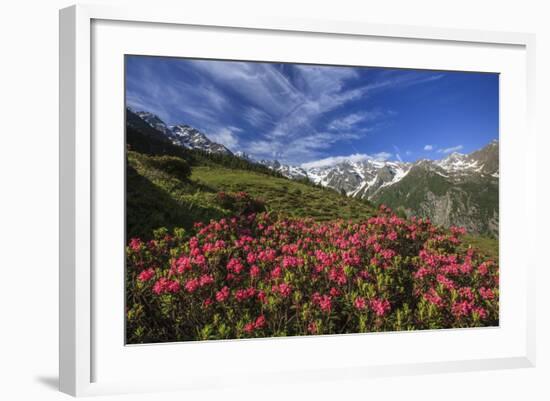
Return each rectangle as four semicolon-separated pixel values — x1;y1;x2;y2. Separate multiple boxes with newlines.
301;152;392;169
367;72;444;92
187;60;304;118
424;144;434;151
243;132;328;162
294;65;359;95
245;140;280;159
327;110;388;131
438;145;464;154
208;127;241;149
243;107;274;128
127;57;446;164
238;70;434;163
126;69;229;130
258;70;442;160
265;67;366;140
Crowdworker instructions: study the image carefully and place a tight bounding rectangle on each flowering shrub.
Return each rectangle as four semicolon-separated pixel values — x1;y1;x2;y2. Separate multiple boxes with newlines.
146;155;192;180
126;204;499;343
214;191;266;216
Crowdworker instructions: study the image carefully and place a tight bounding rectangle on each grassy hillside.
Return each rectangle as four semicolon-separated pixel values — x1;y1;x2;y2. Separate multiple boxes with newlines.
191;166;376;221
462;234;499;261
127;151;376;240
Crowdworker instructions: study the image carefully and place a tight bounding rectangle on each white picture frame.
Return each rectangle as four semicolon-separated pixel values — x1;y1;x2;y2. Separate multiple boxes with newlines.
59;4;536;397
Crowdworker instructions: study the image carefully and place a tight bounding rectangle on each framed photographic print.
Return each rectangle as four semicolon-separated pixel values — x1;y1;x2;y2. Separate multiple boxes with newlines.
60;4;536;396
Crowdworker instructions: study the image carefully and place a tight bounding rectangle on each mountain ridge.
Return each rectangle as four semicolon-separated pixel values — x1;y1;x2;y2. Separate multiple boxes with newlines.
131;108;498;236
134;110;233;156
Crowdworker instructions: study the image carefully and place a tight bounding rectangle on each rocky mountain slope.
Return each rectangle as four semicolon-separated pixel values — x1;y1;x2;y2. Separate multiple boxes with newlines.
373;142;499;237
134;110;232;155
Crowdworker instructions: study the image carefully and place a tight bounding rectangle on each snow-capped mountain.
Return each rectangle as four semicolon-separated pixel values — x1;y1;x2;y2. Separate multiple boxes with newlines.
305;160;411;198
432;140;499;176
435;152;480;173
170;125;232;155
257;159;309;180
134;110;232;155
257;142;499;236
258;141;498;200
135;111;173;136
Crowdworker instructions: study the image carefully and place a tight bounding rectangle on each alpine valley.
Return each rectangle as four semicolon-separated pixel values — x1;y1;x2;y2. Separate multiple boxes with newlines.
128;108;499;237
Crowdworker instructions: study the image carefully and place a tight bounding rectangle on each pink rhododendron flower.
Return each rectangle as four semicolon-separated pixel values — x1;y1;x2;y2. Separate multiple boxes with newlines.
257;290;267;304
271;266;282;279
380;249;396;260
189;237;199;249
354;296;366;310
423;288;444;307
272;283;292;298
153;278;180;295
174;256;192;273
460;261;473;274
215;286;230;302
184;278;200;293
227;258;244;274
414;267;430;279
137;268;155;282
282;255;303;268
477;262;489;275
436;274;456;290
254;315;266;329
479;287;495;300
152;278;167;295
458;287;474;301
328;267;347;285
451;300;472;318
246;252;257;264
129;238;142;252
235;287;256;301
249;265;260;278
319;295;332;312
312;292;332;312
370;298;391;316
199;274;214;286
193;254;207;268
166;280;180;293
244;322;255;333
472;306;487;319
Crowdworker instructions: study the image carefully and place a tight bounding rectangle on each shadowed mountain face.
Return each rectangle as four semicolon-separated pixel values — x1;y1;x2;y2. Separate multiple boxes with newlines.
129;108;498;237
372;142;499;237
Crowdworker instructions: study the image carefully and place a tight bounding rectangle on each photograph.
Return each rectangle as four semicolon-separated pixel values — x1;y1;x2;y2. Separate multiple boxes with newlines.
2;0;546;399
124;55;499;344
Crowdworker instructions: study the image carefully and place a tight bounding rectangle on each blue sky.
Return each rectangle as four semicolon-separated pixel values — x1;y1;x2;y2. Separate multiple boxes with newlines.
126;55;498;167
